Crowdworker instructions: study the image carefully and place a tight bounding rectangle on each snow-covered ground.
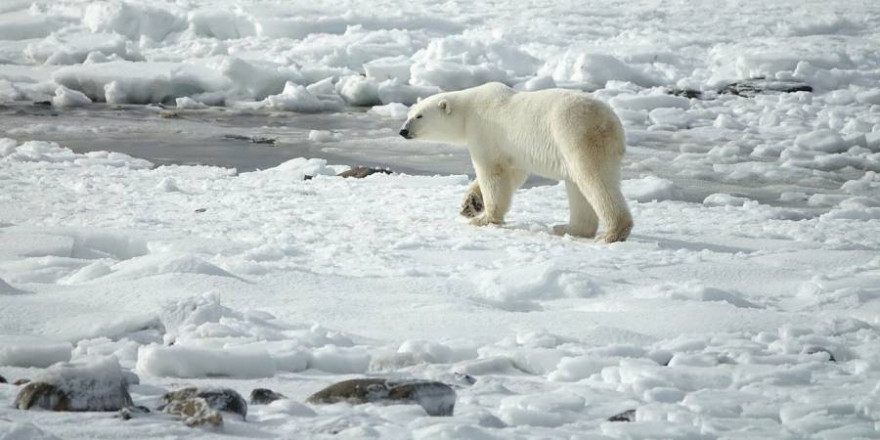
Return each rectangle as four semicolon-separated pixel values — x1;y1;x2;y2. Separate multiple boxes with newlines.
2;0;880;439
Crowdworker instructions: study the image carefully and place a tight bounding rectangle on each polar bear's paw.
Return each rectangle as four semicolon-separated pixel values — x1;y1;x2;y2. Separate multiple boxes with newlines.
460;184;484;218
552;224;596;238
596;220;633;243
469;216;501;227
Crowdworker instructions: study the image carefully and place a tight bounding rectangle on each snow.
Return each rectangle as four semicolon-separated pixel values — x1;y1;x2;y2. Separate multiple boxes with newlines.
1;0;880;438
51;85;91;108
0;421;62;440
622;176;683;202
0;336;72;368
370;102;409;119
137;345;277;379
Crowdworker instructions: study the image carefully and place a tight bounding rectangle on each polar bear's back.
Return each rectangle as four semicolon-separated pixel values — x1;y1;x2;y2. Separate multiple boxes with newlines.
500;86;626;157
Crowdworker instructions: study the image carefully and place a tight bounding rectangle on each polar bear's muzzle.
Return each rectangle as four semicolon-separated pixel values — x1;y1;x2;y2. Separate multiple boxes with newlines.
399;120;415;139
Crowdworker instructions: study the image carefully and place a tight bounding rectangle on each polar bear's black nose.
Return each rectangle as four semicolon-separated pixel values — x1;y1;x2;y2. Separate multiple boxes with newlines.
399;129;410;139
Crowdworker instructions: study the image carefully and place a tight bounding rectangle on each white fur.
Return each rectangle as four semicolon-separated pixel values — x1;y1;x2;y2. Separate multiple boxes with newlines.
401;82;633;243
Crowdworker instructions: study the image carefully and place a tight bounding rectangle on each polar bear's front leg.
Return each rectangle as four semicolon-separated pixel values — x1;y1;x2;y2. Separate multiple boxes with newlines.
469;165;527;226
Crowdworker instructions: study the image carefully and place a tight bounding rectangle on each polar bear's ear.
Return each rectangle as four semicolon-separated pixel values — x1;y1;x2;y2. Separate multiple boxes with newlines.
438;99;451;115
416;96;422;103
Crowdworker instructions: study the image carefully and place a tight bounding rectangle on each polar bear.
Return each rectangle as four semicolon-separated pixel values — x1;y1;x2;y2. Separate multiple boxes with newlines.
399;82;633;243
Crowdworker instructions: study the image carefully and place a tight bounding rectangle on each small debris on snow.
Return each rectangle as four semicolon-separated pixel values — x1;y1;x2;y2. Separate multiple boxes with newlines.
608;409;637;422
223;134;276;145
337;166;393;178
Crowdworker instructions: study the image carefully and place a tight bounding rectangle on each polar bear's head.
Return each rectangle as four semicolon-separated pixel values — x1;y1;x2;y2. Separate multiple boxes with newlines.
399;94;465;144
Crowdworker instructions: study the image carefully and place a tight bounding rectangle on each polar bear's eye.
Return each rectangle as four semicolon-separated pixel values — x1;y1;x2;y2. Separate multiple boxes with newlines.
416;115;423;119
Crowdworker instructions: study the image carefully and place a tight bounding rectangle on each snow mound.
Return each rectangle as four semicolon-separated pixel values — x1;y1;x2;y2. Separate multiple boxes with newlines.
265;157;342;179
25;32;140;66
0;139;152;169
370;102;409;119
83;1;187;41
104;253;236;281
410;36;538;90
52;85;92;108
0;277;26;295
794;130;850;153
137;344;276;378
308;130;342;143
498;393;586;427
623;176;683;202
637;282;762;308
187;9;256;40
610;94;691;111
159;293;239;343
256;81;343;113
152;294;367;375
472;261;599;310
703;193;752;207
542;52;662;88
0;336;72;368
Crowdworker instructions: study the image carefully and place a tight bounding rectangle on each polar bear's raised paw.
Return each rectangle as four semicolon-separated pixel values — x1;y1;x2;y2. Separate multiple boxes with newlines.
460;181;484;219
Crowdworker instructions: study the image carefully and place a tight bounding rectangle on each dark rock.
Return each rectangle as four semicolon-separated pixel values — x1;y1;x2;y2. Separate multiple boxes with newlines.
14;357;133;412
249;136;276;145
223;134;276;145
194;208;207;213
33;101;52;106
608;409;636;422
303;175;314;180
250;388;286;405
0;374;5;383
307;378;456;416
158;111;180;119
719;78;812;97
14;382;71;411
117;405;150;420
667;88;702;99
161;387;247;420
337;166;393;179
803;346;836;362
460;182;484;218
163;397;223;428
14;378;30;386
